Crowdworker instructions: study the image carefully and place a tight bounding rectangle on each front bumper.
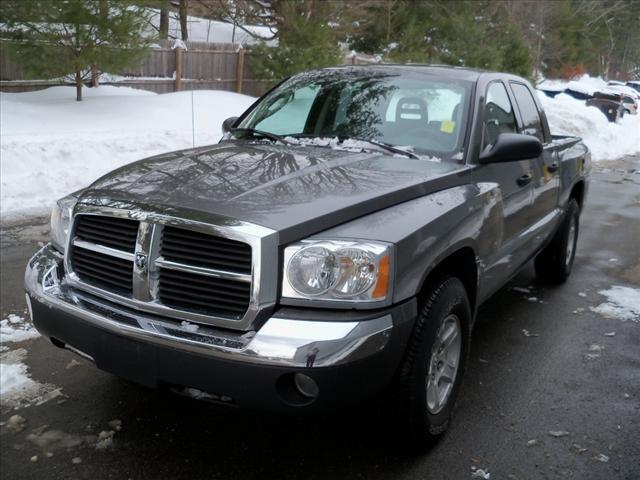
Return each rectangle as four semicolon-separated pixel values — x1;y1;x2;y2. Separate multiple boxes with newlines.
25;244;416;411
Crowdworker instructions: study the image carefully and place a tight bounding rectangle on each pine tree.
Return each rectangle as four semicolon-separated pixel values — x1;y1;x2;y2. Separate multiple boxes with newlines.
248;1;342;82
1;0;153;101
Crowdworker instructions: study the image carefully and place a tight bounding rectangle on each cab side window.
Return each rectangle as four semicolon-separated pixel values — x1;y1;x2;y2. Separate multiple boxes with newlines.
483;82;518;150
510;82;545;142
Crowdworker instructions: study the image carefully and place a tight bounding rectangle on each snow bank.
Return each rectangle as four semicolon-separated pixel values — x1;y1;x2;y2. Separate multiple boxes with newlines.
538;92;640;161
1;86;255;220
538;74;607;95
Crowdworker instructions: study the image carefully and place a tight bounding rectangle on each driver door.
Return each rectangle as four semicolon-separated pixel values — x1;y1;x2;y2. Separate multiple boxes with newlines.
473;81;536;298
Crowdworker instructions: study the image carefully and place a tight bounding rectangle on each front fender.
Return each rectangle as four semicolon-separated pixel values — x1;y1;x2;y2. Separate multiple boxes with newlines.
313;182;504;305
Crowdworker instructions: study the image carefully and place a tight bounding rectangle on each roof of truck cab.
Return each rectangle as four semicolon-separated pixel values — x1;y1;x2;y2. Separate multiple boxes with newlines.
324;65;537;86
325;64;490;81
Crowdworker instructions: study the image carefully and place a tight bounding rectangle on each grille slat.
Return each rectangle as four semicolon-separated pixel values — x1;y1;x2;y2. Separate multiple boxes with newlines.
158;269;251;293
159;292;247;314
162;245;250;263
72;250;134;278
159;278;250;300
74;215;139;252
71;246;133;295
161;250;252;272
161;227;252;274
158;267;251;318
160;287;250;308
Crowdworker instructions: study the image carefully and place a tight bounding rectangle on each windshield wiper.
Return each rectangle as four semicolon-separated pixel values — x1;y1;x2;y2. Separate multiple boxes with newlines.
285;133;420;159
336;136;420;160
230;127;289;144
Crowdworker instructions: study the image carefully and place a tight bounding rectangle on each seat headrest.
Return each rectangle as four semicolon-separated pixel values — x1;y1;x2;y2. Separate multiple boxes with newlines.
396;96;428;124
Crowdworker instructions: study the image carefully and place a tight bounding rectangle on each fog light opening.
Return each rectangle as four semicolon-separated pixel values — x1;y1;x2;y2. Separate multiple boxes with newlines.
294;373;319;399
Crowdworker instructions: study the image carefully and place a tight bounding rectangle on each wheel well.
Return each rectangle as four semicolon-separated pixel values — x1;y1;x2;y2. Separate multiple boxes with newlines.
420;247;478;310
570;181;585;211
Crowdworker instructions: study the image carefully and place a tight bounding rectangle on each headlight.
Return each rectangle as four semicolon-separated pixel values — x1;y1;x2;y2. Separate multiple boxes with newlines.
282;240;392;304
50;194;78;253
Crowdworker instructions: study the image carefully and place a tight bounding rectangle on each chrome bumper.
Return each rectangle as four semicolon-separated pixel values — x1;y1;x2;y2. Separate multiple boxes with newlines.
25;244;393;368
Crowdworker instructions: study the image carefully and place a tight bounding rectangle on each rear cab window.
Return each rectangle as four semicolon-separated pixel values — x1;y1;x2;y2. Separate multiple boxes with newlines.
510;82;546;143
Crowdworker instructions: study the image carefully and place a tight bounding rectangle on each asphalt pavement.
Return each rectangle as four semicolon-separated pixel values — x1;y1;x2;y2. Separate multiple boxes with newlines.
1;156;639;480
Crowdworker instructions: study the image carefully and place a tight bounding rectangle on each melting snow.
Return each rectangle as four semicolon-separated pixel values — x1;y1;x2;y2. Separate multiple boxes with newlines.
0;314;40;343
471;467;491;479
0;348;62;410
590;286;640;322
180;321;200;332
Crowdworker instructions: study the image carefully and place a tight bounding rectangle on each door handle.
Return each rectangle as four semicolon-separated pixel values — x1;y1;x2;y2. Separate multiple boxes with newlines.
547;162;559;173
517;173;532;187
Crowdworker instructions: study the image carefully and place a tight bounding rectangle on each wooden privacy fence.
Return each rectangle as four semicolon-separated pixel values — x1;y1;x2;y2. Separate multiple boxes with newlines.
0;39;381;95
0;39;270;96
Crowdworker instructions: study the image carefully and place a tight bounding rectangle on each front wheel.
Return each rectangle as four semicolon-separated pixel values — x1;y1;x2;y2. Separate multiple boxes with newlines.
535;199;580;283
395;276;471;447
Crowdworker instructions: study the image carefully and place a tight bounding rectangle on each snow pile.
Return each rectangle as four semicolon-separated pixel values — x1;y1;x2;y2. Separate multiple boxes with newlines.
591;286;640;322
538;74;607;95
566;74;607;96
0;314;40;343
538;92;640;161
1;86;255;220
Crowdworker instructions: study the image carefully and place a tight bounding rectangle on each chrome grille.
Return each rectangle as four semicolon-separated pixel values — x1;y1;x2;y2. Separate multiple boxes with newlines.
64;207;276;331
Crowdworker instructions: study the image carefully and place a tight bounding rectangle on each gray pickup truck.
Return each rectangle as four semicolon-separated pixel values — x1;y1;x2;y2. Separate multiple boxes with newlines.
25;65;590;444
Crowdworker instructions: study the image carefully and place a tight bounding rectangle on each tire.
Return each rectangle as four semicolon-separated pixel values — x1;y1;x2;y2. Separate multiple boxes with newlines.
534;199;580;283
395;276;471;447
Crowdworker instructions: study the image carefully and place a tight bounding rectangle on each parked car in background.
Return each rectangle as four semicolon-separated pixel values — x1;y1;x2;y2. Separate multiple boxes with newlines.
626;80;640;93
602;85;639;115
26;65;590;446
587;91;626;122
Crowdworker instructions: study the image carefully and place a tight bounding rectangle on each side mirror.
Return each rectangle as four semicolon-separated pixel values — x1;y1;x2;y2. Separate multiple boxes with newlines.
222;116;239;134
479;133;543;164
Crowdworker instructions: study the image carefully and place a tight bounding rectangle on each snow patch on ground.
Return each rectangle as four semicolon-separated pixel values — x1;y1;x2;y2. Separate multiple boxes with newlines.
0;348;62;411
590;286;640;322
1;86;255;221
0;314;40;343
538;92;640;161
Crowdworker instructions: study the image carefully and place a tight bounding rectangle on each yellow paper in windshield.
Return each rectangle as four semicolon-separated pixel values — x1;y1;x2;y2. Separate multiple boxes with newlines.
441;120;455;133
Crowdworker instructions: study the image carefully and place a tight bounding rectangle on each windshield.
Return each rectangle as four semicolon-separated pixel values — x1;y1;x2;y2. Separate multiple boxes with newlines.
236;69;472;159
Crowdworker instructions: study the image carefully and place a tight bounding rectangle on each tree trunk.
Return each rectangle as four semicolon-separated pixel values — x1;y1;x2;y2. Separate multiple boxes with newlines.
91;65;99;87
75;70;83;102
160;2;169;40
179;0;188;41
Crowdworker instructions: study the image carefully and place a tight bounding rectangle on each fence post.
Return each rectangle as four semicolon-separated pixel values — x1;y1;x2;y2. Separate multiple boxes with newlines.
236;46;245;93
174;46;183;92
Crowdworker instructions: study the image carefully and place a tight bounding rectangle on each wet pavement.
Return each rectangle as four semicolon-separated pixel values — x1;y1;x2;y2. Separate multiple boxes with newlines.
1;156;639;480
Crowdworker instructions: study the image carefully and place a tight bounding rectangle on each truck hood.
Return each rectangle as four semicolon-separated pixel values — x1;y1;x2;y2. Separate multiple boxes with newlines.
80;142;470;243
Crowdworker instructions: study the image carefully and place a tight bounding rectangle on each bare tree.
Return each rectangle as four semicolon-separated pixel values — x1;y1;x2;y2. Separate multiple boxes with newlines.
179;0;189;41
159;1;169;39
